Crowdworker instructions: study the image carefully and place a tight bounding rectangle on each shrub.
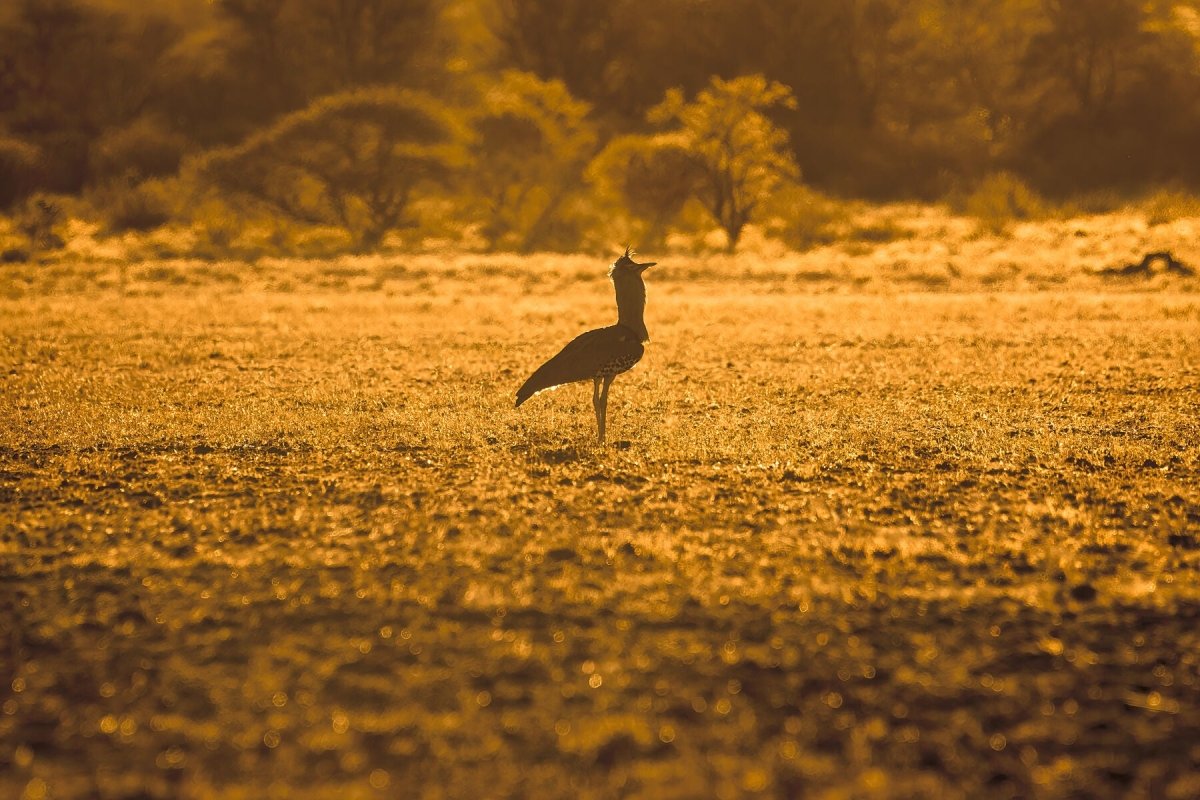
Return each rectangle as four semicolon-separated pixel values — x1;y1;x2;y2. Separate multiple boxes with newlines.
847;220;914;244
1141;188;1200;226
193;87;466;252
956;172;1048;233
92;177;173;232
1058;190;1124;216
587;134;705;249
646;75;801;252
763;186;851;251
466;71;597;252
90;117;190;184
15;193;67;252
187;197;267;260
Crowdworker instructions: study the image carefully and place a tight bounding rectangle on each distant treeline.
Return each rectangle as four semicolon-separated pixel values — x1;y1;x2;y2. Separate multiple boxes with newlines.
2;0;1200;251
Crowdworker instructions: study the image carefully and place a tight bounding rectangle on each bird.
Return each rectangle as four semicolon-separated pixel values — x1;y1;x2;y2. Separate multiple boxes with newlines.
515;247;656;444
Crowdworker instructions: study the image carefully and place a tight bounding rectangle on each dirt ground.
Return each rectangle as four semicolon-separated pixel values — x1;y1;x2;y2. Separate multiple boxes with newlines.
1;254;1198;798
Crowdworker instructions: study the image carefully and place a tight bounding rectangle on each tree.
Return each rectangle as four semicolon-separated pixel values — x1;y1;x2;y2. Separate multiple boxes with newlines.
849;0;1046;189
489;0;630;114
211;0;298;119
213;0;441;125
90;116;190;184
1025;0;1146;116
465;71;597;251
0;0;184;192
646;75;800;251
195;87;466;251
587;134;704;248
1017;0;1200;191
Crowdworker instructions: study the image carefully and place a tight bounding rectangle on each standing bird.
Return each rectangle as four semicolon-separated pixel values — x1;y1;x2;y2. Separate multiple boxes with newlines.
516;248;656;443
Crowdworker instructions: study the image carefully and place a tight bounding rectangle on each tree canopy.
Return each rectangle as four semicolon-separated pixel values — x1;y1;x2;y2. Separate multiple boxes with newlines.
465;70;597;251
194;87;466;249
646;76;801;251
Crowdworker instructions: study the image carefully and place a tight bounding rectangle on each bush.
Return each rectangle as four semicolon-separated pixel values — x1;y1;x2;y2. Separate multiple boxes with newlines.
91;177;173;232
90;117;190;184
763;187;851;251
1141;188;1200;226
193;87;466;252
846;219;913;244
188;197;252;260
646;75;801;252
587;134;705;249
954;172;1048;233
1058;190;1125;216
15;193;67;252
466;71;597;252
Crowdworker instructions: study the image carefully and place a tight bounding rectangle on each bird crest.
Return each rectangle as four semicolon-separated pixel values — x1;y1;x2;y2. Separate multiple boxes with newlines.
610;245;641;275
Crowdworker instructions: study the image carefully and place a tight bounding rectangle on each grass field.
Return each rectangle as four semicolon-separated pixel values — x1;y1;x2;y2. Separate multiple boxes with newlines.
2;241;1199;798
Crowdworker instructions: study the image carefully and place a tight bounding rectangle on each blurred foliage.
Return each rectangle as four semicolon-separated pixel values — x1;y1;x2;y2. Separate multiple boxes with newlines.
192;87;467;251
89;116;190;185
464;70;597;251
0;136;42;209
587;134;705;249
209;0;443;126
954;172;1052;234
4;0;1200;251
762;186;855;252
0;0;180;191
14;192;66;253
88;176;174;234
489;0;635;116
647;76;801;252
1141;187;1200;226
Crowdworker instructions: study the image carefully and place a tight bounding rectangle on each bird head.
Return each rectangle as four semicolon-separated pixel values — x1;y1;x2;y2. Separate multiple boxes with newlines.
610;246;655;276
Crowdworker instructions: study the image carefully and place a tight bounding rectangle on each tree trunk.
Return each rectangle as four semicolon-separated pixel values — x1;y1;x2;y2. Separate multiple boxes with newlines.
724;220;744;253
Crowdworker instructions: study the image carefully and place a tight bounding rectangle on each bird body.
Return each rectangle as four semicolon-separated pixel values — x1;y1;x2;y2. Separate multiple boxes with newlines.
515;324;643;407
516;249;656;443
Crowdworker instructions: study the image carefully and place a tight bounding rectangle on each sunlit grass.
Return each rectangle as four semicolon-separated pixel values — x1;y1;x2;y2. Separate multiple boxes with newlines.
1;250;1198;798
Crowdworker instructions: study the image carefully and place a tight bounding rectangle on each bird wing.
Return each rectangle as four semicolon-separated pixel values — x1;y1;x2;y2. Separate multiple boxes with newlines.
515;326;641;407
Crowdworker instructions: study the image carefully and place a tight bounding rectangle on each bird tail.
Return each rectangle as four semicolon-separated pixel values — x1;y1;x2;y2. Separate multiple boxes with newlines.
515;370;548;407
515;378;536;408
515;357;573;408
515;329;603;408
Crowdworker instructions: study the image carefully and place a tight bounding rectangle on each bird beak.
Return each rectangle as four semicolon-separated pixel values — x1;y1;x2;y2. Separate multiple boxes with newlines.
637;261;656;271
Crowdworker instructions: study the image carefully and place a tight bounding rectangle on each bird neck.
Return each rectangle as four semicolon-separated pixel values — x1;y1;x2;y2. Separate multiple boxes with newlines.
614;274;649;343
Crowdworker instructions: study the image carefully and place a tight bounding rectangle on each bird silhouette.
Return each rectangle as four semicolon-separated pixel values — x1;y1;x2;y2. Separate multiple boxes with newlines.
516;248;656;443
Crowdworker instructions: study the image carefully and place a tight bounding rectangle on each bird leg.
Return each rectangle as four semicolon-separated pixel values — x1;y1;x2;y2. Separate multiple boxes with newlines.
592;377;603;443
598;375;615;444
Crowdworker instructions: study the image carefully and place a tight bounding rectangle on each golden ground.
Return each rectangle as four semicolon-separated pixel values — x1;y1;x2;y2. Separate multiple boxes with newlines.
1;250;1199;798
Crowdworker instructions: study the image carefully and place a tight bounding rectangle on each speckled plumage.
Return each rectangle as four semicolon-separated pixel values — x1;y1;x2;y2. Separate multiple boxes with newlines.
515;325;643;407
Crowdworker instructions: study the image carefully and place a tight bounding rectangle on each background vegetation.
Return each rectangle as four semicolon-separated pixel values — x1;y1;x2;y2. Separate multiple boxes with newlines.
4;0;1200;255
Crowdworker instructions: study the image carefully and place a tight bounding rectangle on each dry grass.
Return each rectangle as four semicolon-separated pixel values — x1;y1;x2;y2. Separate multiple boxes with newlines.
1;247;1199;799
